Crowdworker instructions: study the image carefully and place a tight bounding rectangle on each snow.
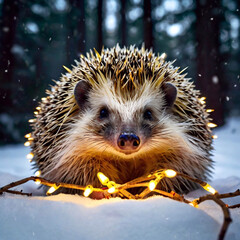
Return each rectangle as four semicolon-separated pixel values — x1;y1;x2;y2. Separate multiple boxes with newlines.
212;117;240;179
0;145;32;177
0;117;240;240
0;194;221;240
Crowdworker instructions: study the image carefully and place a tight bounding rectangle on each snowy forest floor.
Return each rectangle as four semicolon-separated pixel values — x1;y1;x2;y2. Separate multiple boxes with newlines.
0;117;240;240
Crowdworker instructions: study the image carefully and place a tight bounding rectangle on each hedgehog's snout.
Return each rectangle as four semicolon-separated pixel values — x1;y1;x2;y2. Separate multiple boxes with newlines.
117;132;140;153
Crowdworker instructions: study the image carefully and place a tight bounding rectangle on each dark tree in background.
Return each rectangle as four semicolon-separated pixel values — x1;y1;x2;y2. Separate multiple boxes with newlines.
0;0;19;113
66;0;86;65
195;0;225;126
120;0;127;46
143;0;153;50
97;0;103;51
0;0;19;142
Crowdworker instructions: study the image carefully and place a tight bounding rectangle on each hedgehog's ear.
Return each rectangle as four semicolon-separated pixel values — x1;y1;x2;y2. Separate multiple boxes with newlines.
161;82;177;108
74;80;92;110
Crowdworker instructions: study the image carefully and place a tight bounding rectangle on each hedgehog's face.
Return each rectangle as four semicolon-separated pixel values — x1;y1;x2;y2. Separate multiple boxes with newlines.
90;102;156;156
74;79;178;159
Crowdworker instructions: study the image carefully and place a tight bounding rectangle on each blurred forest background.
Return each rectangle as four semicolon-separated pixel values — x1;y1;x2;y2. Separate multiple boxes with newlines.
0;0;239;144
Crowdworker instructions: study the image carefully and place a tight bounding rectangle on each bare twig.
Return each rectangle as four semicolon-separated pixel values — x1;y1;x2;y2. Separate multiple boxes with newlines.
228;204;240;209
0;176;35;194
176;172;207;186
216;189;240;199
153;189;190;203
5;189;32;196
195;194;232;240
0;176;104;196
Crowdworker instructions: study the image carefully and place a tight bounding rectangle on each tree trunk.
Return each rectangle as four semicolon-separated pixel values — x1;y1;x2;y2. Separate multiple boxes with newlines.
195;0;225;126
121;0;127;47
143;0;153;50
0;0;19;114
97;0;103;51
66;0;86;65
76;0;86;55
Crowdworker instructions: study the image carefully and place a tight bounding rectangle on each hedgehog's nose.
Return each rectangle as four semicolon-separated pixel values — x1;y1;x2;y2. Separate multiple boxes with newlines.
117;133;140;152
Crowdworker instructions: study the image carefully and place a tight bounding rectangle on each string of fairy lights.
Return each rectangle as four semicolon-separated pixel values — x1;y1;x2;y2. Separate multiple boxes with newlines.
16;167;218;208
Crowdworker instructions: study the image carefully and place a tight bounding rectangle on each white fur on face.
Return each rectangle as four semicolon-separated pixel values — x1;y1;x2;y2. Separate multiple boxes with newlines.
89;81;164;122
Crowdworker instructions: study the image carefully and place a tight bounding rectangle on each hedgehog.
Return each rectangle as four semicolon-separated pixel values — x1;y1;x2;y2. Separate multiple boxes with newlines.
27;45;214;196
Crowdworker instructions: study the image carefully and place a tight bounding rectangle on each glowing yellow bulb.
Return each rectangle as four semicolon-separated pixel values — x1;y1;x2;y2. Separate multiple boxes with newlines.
160;53;167;60
41;97;47;101
164;169;177;178
28;119;36;123
206;109;214;113
47;185;59;195
201;183;217;194
189;201;199;208
107;181;116;194
26;153;34;160
36;107;41;110
212;135;218;139
34;111;38;115
24;141;31;147
35;179;41;185
35;170;41;177
97;172;109;185
199;97;206;104
83;185;93;197
108;186;116;194
149;180;157;191
25;133;31;138
28;137;34;141
208;123;217;128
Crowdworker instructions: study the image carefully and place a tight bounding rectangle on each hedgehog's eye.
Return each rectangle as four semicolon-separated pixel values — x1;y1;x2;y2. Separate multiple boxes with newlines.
143;109;153;121
99;107;109;119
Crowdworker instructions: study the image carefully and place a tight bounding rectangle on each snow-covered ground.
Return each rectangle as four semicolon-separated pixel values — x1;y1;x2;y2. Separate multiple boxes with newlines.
0;117;240;240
